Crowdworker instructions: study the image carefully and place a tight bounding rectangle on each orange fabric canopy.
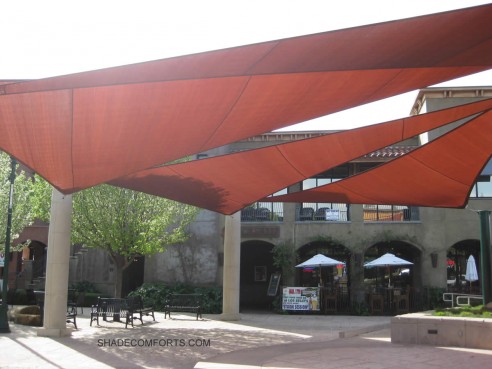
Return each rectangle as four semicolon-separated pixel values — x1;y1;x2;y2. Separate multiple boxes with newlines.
265;109;492;208
108;99;492;214
0;4;492;195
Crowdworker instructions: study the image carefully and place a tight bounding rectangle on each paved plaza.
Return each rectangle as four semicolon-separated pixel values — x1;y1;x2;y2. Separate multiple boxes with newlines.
1;310;491;368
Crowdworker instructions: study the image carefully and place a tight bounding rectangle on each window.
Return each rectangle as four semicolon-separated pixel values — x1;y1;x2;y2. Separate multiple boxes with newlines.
470;176;492;197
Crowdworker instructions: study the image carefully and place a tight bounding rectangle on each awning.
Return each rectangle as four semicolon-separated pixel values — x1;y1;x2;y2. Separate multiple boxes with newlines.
108;98;492;214
265;109;492;208
0;4;491;195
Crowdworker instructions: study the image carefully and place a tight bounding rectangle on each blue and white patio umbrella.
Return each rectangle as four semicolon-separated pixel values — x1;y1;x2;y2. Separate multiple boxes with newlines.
296;254;345;286
364;253;413;288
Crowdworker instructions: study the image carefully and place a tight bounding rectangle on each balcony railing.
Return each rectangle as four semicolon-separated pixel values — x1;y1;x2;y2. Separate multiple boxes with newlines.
363;205;419;222
296;204;350;222
240;203;419;223
241;203;284;222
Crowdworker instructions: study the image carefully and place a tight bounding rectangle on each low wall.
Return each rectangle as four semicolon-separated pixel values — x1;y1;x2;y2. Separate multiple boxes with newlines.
391;312;492;350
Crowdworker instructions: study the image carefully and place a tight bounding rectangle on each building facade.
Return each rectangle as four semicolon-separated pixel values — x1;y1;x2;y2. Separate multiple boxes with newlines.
8;87;492;312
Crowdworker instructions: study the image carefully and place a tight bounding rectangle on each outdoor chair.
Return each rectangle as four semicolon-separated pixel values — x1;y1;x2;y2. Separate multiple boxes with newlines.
255;208;271;221
370;294;384;315
68;291;86;314
324;293;338;314
314;207;329;221
393;289;410;314
299;207;314;221
241;207;256;221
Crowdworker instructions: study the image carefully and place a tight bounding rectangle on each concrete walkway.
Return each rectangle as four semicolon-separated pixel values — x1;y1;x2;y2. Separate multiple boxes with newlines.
0;310;491;368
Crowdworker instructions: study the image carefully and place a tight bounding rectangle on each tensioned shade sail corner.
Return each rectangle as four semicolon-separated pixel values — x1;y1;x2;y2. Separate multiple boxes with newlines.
108;98;492;214
266;108;492;208
1;4;492;195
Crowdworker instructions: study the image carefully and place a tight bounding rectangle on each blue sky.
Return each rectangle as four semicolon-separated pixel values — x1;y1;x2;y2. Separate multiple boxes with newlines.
1;0;491;129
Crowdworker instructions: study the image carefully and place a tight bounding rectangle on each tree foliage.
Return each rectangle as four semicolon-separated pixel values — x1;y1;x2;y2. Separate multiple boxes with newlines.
71;184;199;297
271;240;297;283
0;152;46;253
1;150;200;297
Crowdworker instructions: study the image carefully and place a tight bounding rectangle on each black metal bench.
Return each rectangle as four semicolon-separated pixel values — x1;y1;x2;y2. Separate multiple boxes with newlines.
90;297;135;328
34;290;78;329
127;295;155;324
164;293;202;320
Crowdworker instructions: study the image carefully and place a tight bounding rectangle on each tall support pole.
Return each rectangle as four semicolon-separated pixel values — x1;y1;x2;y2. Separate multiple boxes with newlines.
37;189;73;337
0;158;17;333
478;210;492;305
221;212;241;321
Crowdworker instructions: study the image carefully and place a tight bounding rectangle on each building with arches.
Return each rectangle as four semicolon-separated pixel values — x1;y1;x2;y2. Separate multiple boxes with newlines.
143;86;492;313
4;86;491;314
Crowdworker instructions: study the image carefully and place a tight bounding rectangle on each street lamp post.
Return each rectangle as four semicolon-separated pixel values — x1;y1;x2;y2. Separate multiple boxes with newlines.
0;157;17;333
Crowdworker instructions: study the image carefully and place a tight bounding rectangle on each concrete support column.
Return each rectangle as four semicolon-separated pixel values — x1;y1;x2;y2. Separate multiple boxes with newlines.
221;212;241;321
479;211;492;304
38;189;73;337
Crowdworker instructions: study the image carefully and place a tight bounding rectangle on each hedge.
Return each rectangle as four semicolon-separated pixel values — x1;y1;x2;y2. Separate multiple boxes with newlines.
128;283;223;314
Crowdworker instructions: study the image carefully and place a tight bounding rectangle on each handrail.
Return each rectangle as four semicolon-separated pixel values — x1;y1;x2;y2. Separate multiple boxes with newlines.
443;292;482;307
456;294;483;307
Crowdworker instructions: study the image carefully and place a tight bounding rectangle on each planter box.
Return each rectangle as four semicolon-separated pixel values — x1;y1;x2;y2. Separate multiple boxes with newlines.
391;312;492;350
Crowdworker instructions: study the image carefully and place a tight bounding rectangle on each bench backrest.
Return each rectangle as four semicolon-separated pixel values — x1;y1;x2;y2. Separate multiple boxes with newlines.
168;293;203;306
126;295;144;310
97;297;129;313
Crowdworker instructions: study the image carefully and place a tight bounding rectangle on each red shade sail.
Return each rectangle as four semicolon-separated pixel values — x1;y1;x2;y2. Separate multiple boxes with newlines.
0;4;492;194
108;99;492;214
266;109;492;208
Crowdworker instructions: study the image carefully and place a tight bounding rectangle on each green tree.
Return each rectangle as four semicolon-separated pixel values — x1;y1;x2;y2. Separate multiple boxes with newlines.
71;184;199;297
272;241;297;285
0;152;45;253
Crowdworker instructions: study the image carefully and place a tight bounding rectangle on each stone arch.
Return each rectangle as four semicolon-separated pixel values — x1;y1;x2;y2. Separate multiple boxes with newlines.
364;240;421;291
240;240;275;309
297;240;350;288
447;239;480;294
297;239;351;312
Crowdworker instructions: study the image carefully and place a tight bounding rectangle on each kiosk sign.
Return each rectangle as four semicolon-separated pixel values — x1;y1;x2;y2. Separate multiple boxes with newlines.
282;287;320;311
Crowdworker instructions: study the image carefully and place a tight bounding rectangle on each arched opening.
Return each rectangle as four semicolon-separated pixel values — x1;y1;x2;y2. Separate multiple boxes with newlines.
447;239;480;294
364;240;421;314
297;240;351;313
240;240;275;310
364;241;420;290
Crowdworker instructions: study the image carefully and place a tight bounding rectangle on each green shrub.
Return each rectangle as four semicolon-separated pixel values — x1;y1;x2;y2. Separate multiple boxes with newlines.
351;301;370;316
422;287;447;310
10;289;31;305
71;281;99;293
84;292;112;307
433;305;492;319
128;283;223;313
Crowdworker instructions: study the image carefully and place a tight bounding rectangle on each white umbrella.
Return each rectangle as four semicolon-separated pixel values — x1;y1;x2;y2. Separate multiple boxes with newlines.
296;254;345;268
364;253;413;288
296;254;345;286
465;255;478;292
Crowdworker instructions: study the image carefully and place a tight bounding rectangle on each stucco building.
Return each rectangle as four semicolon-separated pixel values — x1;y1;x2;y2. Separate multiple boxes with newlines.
8;86;492;313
